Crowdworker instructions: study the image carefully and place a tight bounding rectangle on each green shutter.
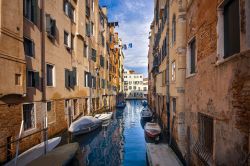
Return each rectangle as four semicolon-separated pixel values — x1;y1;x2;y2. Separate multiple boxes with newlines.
72;67;77;87
65;69;69;88
32;0;38;24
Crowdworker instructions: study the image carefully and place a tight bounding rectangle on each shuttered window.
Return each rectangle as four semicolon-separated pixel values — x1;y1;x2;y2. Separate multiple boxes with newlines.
92;76;96;89
224;0;240;58
24;37;35;57
27;70;39;88
46;14;56;39
24;0;38;24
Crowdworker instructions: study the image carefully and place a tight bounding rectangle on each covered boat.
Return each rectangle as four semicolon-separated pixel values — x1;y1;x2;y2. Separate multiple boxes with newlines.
144;122;161;141
5;137;61;166
140;108;152;121
94;112;113;122
68;116;102;136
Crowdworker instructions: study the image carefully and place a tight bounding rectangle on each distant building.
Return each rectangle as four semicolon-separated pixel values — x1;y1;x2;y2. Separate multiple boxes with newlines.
123;70;148;99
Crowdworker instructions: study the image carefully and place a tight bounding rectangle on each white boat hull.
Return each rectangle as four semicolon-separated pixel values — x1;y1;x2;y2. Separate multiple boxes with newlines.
94;112;113;122
69;116;102;136
5;137;61;166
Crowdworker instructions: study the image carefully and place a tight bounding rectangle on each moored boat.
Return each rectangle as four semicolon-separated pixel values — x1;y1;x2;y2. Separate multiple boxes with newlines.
94;112;113;122
140;108;152;121
144;122;161;141
5;137;61;166
68;116;102;136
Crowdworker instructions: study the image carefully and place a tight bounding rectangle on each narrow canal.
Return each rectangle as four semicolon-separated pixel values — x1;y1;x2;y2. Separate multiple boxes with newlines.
61;100;148;166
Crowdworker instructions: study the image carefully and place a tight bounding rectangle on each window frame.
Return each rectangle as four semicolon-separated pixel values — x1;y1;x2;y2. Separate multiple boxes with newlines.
24;37;35;58
46;63;55;87
186;37;197;77
22;103;36;132
217;0;240;63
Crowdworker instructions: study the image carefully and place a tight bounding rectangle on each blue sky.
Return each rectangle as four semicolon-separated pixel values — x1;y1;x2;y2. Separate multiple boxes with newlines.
99;0;154;77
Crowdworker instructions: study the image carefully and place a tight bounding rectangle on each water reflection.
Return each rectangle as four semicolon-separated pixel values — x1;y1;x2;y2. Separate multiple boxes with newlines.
64;100;147;166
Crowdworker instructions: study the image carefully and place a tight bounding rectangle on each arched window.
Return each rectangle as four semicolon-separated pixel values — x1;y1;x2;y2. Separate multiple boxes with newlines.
172;14;176;44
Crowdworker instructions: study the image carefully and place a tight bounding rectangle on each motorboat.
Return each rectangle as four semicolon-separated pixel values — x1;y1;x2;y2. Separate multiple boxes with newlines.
68;116;102;136
140;108;152;121
94;112;113;122
144;122;161;141
116;101;126;108
5;137;61;166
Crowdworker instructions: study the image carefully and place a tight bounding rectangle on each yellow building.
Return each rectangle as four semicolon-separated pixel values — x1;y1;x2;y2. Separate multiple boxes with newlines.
0;0;123;163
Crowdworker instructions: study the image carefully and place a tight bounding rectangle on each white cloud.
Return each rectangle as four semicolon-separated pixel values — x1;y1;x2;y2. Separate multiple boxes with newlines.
112;0;153;72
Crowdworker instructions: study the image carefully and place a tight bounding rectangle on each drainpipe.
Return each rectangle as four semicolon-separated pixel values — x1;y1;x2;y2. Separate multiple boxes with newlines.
40;0;48;154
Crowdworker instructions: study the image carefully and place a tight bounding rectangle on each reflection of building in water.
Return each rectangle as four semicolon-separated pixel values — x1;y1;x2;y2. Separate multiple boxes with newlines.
81;112;125;166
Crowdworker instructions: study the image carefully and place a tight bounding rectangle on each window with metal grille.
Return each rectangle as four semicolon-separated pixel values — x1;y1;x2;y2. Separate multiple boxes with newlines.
23;103;35;131
224;0;240;58
73;99;78;116
193;114;214;164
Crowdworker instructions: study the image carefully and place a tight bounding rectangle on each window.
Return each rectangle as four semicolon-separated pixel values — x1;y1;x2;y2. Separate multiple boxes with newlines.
65;68;77;89
171;61;176;81
15;74;21;86
91;48;96;62
24;0;38;23
73;99;78;116
64;1;75;21
91;22;95;36
101;79;105;89
129;86;132;90
46;64;54;86
23;103;35;131
24;37;35;57
46;14;56;39
86;23;91;37
84;71;92;87
47;101;52;112
187;38;196;75
100;56;105;68
223;0;240;58
27;70;39;88
172;98;176;112
133;86;136;90
143;87;147;91
64;31;70;47
84;44;88;57
195;113;213;159
172;14;176;44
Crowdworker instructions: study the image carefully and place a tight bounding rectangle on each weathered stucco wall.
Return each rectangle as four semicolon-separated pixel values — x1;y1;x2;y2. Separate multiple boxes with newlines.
185;0;250;165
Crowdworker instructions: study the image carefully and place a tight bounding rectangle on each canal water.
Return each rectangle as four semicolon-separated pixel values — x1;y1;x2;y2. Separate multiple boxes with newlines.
62;100;148;166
